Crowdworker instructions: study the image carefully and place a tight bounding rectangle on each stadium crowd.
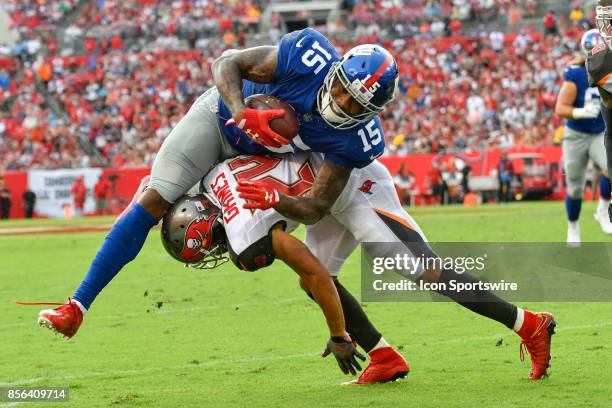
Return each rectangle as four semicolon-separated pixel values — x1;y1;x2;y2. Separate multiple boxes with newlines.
64;0;267;55
345;0;539;36
2;0;78;31
0;0;597;170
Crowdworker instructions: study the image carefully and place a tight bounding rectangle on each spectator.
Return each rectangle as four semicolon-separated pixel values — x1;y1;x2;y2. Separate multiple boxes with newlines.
393;162;416;206
569;3;584;27
0;179;11;219
34;59;52;90
497;154;514;203
461;163;472;197
489;30;504;52
524;0;537;17
70;176;87;217
22;189;36;218
543;11;558;36
427;162;444;205
94;174;110;215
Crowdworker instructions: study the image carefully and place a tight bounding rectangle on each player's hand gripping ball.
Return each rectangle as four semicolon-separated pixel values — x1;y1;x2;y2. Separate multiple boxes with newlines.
226;94;300;148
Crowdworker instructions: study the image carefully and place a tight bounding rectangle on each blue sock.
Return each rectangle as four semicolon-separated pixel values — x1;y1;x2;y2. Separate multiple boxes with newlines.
73;203;158;309
565;196;582;222
600;176;612;200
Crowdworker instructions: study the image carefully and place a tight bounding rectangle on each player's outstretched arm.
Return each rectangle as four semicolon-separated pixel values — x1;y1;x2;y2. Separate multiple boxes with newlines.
270;225;348;339
212;46;279;122
270;225;365;375
237;160;352;225
557;80;600;119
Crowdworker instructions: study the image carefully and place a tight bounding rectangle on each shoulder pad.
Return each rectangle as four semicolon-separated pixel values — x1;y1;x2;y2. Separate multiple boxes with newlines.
587;45;612;87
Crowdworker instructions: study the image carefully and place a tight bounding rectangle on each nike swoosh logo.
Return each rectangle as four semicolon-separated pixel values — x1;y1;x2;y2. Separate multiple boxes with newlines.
296;37;306;48
531;315;548;338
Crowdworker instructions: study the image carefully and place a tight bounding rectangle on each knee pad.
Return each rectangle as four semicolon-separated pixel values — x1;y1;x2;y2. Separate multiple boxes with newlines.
566;179;585;199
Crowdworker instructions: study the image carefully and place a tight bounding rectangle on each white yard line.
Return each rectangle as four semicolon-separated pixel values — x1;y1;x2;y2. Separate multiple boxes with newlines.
3;319;612;387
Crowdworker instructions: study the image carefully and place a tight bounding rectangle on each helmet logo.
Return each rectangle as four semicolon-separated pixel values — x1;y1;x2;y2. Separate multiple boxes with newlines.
350;75;379;103
178;214;216;262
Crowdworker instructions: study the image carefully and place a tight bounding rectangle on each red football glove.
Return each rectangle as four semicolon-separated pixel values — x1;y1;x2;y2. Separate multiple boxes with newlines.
226;108;289;148
236;180;280;210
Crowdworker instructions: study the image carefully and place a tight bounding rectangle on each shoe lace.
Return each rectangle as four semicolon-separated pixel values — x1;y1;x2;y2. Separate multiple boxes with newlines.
520;334;548;363
519;340;529;362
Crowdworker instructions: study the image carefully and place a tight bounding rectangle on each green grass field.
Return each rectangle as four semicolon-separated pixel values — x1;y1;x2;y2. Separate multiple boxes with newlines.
1;201;611;407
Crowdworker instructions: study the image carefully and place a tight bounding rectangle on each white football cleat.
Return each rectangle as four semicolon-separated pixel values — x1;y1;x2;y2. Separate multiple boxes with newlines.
594;211;612;234
567;222;581;248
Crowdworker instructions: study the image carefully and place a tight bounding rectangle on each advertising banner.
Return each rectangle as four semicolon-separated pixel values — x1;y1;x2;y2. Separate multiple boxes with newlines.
28;168;103;218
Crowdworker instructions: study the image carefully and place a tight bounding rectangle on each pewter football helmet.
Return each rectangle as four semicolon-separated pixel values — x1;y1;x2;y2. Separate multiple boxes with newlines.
160;194;228;269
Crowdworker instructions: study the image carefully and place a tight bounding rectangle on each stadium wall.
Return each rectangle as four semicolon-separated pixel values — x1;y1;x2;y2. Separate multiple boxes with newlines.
2;147;566;219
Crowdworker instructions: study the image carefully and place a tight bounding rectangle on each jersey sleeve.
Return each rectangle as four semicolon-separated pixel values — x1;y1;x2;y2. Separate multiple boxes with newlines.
275;28;336;82
586;45;611;89
324;118;386;169
324;153;370;169
324;142;384;169
563;66;581;84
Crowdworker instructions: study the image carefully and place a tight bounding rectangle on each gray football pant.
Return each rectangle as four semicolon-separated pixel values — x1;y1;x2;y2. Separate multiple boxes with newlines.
148;87;241;203
563;126;607;198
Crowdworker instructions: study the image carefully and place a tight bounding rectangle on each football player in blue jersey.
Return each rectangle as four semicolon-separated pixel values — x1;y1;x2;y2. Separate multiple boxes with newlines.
556;29;612;245
216;29;398;222
32;29;398;347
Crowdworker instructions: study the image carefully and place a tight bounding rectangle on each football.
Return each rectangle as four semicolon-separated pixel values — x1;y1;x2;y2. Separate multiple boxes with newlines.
245;94;300;140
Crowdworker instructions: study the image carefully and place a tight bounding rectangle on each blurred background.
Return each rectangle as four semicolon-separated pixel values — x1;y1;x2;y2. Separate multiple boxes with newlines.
0;0;602;218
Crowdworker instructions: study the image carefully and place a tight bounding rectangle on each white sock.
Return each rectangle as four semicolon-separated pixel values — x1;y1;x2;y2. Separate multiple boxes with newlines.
513;307;524;333
598;198;608;214
72;299;88;315
370;336;390;353
568;220;579;229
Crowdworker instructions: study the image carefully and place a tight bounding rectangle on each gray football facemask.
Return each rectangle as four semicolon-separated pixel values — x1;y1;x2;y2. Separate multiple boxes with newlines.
596;2;612;50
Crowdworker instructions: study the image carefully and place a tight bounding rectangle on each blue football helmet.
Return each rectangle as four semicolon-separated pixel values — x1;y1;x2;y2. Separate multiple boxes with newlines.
581;29;603;55
317;44;399;129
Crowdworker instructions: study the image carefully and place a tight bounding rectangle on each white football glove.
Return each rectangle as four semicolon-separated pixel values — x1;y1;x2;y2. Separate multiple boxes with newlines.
572;103;601;119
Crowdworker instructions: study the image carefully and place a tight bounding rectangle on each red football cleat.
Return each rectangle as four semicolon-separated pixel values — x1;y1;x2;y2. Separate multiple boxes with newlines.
36;299;83;339
343;347;409;385
519;311;556;380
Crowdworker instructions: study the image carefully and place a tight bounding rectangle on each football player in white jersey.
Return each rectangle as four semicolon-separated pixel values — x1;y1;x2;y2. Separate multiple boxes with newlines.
165;152;555;383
